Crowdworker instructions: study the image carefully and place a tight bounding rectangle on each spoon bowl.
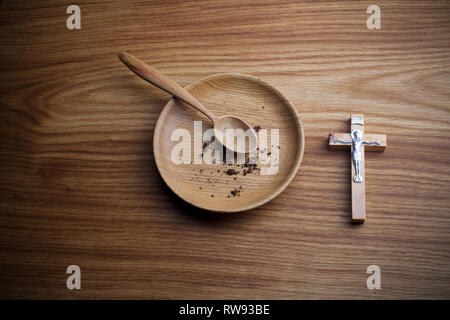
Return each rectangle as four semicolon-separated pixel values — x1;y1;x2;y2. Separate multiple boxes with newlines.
214;115;258;153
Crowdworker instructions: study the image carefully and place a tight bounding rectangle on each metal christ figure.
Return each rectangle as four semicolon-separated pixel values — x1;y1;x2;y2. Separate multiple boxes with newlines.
333;129;380;183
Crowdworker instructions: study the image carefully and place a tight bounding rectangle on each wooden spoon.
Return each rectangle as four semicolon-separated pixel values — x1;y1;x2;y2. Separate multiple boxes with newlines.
117;51;258;153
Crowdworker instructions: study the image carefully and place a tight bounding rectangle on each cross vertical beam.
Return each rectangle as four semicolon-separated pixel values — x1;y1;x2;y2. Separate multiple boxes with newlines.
328;114;387;223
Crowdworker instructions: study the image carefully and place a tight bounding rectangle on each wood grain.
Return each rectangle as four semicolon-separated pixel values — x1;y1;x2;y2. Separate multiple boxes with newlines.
0;0;449;299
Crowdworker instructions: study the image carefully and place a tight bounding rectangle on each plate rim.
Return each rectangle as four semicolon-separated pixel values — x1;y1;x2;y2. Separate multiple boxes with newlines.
153;72;305;213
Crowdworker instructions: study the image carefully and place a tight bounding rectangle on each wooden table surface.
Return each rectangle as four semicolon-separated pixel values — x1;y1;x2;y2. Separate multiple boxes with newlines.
1;0;449;299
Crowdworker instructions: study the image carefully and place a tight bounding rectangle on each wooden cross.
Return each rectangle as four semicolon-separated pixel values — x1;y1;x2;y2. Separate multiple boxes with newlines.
329;114;387;223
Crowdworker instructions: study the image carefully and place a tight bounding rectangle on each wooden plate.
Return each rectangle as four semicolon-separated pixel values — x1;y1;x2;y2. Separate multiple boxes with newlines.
153;73;304;212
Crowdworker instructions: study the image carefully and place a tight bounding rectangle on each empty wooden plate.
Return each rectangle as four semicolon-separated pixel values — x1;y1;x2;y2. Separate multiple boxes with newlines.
153;73;304;212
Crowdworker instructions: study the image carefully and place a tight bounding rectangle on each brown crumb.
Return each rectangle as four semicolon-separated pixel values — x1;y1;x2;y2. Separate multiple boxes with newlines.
225;168;239;175
241;159;258;176
230;189;239;197
211;195;214;198
253;125;262;132
230;186;243;197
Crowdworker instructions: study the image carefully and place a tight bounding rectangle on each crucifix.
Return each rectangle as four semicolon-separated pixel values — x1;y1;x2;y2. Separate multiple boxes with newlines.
329;114;387;223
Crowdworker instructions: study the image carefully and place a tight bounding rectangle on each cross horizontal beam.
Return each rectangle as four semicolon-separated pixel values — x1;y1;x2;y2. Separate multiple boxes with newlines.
329;133;387;151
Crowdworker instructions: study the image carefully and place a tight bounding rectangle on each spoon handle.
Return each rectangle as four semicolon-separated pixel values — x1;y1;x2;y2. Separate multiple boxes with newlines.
118;51;216;121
